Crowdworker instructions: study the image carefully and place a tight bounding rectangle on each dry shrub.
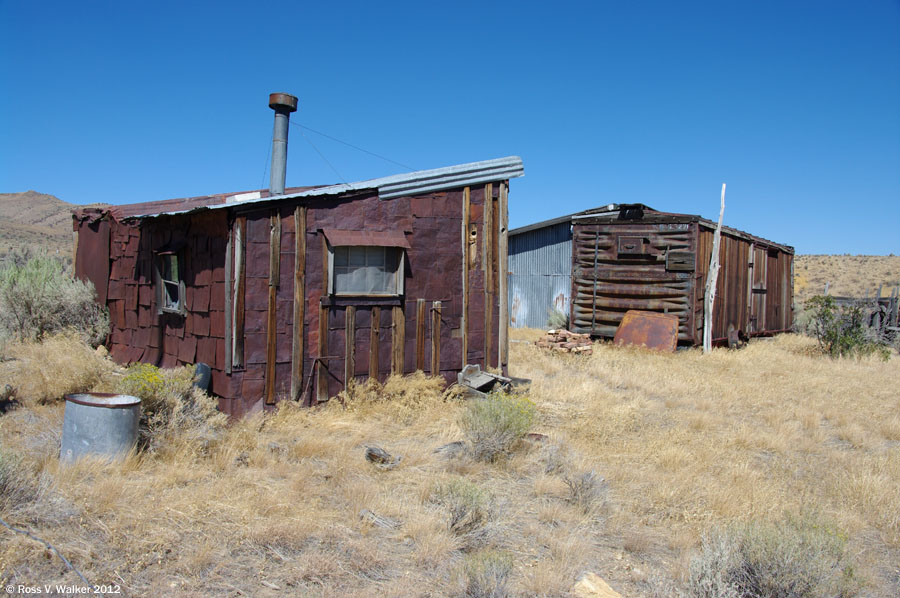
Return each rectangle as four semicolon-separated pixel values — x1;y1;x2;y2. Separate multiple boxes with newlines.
0;253;108;346
687;514;857;598
429;477;493;546
0;449;40;513
3;333;112;405
564;470;608;515
115;363;226;454
462;549;512;598
458;391;535;462
332;371;461;427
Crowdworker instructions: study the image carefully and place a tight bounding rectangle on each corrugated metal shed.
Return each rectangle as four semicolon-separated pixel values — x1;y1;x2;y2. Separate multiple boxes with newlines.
508;221;572;329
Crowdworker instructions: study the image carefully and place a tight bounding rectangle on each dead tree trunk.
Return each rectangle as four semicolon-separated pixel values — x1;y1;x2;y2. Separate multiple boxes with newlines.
703;184;726;353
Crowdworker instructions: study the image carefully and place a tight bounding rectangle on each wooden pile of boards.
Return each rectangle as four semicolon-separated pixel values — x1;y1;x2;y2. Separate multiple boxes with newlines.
535;329;593;354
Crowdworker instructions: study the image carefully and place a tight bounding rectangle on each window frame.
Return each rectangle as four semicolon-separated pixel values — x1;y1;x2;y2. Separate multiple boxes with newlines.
326;243;405;297
154;251;187;316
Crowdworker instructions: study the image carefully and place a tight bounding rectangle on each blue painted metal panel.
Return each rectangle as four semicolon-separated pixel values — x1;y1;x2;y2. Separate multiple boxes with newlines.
508;222;572;329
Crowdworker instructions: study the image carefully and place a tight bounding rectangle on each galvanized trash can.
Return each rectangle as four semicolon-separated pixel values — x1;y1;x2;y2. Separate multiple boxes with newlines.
60;393;141;462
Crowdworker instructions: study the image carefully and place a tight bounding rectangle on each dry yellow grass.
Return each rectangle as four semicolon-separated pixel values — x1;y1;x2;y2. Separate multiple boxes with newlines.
795;254;900;305
1;332;898;596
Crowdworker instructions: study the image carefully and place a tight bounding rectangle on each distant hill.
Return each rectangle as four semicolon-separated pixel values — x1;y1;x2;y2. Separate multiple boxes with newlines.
794;254;900;306
1;191;897;304
0;191;105;263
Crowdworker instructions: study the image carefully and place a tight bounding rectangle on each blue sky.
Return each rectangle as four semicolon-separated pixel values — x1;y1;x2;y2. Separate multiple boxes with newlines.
1;0;898;254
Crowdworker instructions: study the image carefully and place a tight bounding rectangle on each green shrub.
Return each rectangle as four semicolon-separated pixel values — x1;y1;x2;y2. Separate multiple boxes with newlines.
459;391;536;462
547;307;569;330
805;295;888;359
687;513;857;598
462;549;512;598
117;363;225;453
0;254;108;346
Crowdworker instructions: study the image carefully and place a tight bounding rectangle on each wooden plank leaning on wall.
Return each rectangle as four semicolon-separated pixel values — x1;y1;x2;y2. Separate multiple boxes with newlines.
431;301;442;376
391;305;405;375
224;222;233;374
483;183;493;369
416;298;426;371
265;210;281;404
461;186;470;368
369;306;380;380
317;234;329;404
290;206;307;401
498;182;509;372
232;216;247;368
345;306;356;391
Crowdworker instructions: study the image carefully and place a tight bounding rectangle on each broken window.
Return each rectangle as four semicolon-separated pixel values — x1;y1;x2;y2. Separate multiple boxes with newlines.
155;250;186;315
331;246;404;296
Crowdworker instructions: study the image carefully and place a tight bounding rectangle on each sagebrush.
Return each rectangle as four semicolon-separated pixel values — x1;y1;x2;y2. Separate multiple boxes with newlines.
458;391;535;462
0;254;108;346
687;514;856;598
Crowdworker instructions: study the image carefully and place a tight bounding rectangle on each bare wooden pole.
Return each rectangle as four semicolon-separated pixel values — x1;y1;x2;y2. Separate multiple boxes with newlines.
703;183;726;353
290;206;307;400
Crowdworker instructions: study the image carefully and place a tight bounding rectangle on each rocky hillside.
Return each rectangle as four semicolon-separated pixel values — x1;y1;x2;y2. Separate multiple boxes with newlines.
0;191;103;263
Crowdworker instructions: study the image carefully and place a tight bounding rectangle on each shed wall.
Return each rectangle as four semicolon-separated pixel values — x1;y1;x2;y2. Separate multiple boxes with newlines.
78;182;508;417
508;222;572;329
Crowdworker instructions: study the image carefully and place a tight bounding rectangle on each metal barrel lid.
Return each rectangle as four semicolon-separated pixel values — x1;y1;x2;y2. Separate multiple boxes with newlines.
64;392;141;408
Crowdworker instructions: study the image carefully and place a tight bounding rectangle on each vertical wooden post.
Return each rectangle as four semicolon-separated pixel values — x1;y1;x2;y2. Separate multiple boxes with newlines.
317;234;329;404
345;306;356;390
265;210;281;405
704;184;726;353
498;182;509;372
224;222;233;374
415;298;426;371
431;301;441;376
290;206;306;401
369;306;380;381
317;304;328;403
483;183;493;369
461;186;470;368
72;230;79;278
391;305;405;374
232;216;246;368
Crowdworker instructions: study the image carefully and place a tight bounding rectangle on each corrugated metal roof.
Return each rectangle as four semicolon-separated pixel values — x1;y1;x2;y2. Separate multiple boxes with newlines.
93;156;524;220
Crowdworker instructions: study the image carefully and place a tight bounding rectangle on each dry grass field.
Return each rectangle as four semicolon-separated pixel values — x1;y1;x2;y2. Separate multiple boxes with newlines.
1;331;898;597
794;255;900;306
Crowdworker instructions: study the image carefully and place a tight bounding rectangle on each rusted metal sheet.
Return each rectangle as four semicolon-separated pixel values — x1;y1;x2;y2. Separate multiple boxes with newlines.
613;310;679;352
76;176;513;415
74;217;110;304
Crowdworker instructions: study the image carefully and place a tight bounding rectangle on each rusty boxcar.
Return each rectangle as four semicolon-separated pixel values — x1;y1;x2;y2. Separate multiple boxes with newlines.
508;204;794;345
74;94;523;416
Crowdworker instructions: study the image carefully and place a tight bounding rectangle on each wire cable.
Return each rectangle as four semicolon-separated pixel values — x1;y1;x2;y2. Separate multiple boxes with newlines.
289;121;415;171
298;128;348;184
260;130;272;191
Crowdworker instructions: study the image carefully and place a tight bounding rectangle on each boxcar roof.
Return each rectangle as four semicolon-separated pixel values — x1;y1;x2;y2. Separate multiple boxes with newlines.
511;203;793;254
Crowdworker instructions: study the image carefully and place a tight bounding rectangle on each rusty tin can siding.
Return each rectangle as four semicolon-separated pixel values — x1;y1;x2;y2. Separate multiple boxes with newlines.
508;221;572;329
570;220;697;342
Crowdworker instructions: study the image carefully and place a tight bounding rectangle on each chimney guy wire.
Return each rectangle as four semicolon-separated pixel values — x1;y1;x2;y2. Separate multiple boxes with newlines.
289;120;415;172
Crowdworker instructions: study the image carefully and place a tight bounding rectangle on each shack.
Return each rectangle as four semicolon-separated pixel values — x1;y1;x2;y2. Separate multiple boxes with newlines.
508;204;794;345
74;93;523;416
